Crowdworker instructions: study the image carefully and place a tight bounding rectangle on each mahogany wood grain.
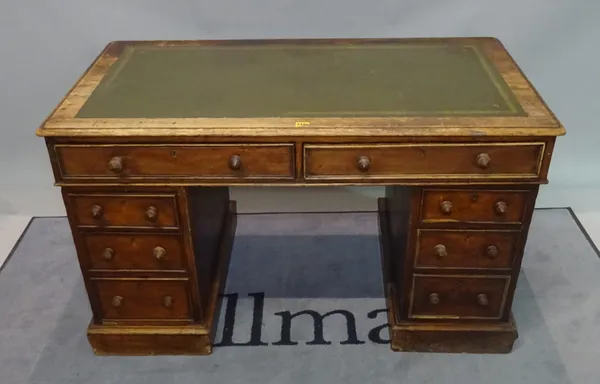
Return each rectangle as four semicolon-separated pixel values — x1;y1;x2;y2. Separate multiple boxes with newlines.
87;200;237;355
497;184;539;324
38;38;563;356
83;233;186;271
92;278;192;322
410;274;509;319
55;144;295;181
88;324;212;355
415;229;518;270
378;201;518;352
68;193;178;229
46;137;557;187
389;316;518;353
420;189;530;225
304;142;544;181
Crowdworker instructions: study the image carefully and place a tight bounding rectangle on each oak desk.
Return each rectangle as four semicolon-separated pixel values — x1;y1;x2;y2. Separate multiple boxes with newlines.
37;38;565;355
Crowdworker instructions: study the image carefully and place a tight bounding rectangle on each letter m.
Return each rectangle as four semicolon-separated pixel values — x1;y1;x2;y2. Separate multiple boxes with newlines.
273;309;365;346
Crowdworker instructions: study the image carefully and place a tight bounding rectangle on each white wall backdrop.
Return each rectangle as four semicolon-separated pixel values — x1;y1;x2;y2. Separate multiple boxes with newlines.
1;0;598;215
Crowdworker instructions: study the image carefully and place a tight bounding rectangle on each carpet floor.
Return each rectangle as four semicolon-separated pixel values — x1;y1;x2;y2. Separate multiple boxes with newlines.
0;209;599;384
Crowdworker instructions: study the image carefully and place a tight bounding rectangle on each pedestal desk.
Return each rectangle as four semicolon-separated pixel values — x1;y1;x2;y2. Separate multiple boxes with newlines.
36;38;565;355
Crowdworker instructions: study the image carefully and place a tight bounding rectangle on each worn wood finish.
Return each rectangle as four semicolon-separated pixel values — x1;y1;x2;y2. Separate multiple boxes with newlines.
420;188;531;225
87;200;237;355
414;229;518;270
83;233;186;272
379;183;536;351
55;144;295;181
390;316;518;353
39;38;563;355
68;193;179;229
378;198;518;353
92;278;193;322
409;274;510;319
304;142;544;181
36;38;565;138
46;136;557;187
87;323;212;356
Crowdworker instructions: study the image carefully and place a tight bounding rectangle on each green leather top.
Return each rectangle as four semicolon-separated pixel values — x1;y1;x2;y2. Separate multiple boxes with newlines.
76;42;524;119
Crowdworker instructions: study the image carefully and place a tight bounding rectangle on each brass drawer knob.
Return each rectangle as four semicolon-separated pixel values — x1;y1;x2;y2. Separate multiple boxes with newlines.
495;201;508;215
153;246;166;260
145;206;158;221
102;247;115;261
228;155;242;170
91;205;103;219
487;245;499;259
163;296;174;308
440;200;453;215
477;293;489;307
434;244;447;258
429;293;440;305
111;296;123;307
476;153;491;169
108;156;124;173
357;156;371;172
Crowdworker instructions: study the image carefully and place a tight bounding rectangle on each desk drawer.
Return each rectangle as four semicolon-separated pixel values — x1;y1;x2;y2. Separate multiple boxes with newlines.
69;193;179;228
420;189;530;225
55;144;294;180
303;143;544;181
409;274;510;320
415;229;518;270
93;278;192;322
84;233;186;271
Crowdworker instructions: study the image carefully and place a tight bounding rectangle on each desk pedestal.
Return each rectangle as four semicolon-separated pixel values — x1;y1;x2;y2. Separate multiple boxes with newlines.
377;184;536;354
64;184;535;355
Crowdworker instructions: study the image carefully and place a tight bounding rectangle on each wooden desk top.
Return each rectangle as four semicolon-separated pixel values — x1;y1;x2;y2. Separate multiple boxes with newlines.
37;38;564;138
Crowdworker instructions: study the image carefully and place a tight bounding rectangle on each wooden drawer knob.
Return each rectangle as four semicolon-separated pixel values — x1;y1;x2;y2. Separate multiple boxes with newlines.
91;205;103;219
429;293;440;305
163;296;174;308
111;296;123;307
476;153;491;169
486;245;499;259
145;206;158;221
153;246;166;260
434;244;447;258
108;156;124;173
440;200;453;215
102;248;115;261
495;201;508;215
228;155;242;170
357;156;371;172
477;293;489;307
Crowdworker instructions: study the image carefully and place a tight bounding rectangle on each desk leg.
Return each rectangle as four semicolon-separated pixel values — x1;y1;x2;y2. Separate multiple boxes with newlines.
378;191;518;353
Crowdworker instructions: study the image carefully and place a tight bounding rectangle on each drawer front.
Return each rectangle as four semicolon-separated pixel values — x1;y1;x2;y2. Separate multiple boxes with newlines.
93;279;192;321
409;275;510;320
421;189;530;224
304;143;544;180
415;229;518;270
84;233;185;271
69;193;178;228
56;144;295;180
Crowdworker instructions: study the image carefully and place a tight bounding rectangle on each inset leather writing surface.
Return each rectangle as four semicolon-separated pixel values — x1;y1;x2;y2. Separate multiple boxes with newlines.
76;43;524;119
